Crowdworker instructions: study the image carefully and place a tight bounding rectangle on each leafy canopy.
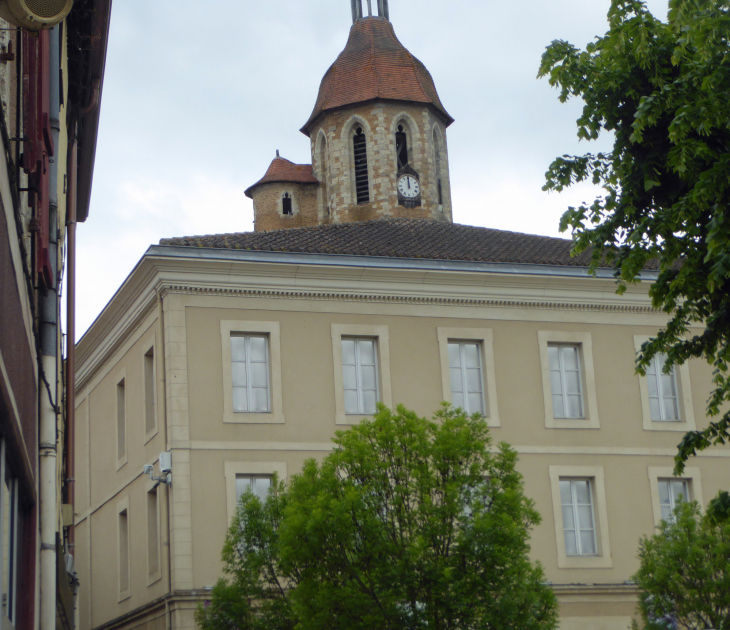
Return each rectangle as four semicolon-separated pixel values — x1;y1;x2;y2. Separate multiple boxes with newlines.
538;0;730;472
632;496;730;630
197;405;558;630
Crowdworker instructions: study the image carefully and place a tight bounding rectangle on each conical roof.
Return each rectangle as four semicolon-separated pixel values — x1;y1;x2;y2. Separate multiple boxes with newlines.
301;17;453;135
244;155;319;198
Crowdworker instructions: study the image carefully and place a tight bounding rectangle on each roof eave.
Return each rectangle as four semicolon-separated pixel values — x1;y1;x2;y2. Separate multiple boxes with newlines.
244;178;320;199
300;99;454;137
71;0;113;223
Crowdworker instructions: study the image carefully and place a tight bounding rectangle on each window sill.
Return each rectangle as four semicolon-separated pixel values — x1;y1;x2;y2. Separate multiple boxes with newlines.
147;571;162;588
643;419;694;432
118;590;131;604
224;412;285;425
559;555;613;569
337;413;374;426
144;426;159;446
545;416;600;430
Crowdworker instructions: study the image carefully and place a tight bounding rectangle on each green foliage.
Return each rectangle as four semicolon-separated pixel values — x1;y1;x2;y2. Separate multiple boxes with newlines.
195;475;296;630
632;496;730;629
199;405;558;630
538;0;730;473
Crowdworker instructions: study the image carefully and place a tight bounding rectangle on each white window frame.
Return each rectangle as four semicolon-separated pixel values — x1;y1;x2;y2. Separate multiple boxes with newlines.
437;328;499;427
331;324;392;425
0;439;19;628
648;467;703;528
646;354;680;421
117;496;131;602
341;338;380;416
231;334;271;414
549;466;612;568
548;344;584;419
634;337;695;432
538;332;599;430
221;321;284;424
224;462;287;525
560;478;598;557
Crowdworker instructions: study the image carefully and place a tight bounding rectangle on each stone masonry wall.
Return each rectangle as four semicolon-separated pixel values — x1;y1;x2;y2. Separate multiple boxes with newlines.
253;182;319;232
309;102;453;225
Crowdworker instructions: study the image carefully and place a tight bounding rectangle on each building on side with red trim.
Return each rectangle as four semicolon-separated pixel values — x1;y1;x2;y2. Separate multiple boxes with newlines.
0;2;111;630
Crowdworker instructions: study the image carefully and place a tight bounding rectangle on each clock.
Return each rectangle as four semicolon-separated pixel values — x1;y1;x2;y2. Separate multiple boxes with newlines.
397;174;420;199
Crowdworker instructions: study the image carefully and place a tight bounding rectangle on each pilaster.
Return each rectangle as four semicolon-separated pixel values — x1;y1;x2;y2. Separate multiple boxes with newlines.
162;292;194;591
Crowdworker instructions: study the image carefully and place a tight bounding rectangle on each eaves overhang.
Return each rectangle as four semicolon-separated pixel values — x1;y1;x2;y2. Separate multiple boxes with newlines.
146;244;660;282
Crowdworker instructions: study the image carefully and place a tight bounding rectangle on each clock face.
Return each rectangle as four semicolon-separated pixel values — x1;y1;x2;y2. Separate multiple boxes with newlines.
398;174;420;198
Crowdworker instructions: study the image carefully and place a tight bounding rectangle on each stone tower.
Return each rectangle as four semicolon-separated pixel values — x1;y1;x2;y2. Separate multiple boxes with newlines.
246;0;454;232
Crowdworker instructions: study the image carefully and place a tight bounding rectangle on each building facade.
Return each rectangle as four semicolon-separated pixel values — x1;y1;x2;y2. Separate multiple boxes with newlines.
73;4;728;630
0;2;111;630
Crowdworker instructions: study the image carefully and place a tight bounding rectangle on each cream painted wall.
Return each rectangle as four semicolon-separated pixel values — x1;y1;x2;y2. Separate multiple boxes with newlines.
73;257;730;630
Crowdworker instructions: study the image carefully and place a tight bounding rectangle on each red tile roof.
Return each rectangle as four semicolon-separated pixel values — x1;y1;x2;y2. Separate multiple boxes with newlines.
244;156;319;198
160;218;627;269
301;18;454;135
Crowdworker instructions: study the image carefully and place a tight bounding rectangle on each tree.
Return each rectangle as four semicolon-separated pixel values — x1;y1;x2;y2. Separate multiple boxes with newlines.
538;0;730;472
198;405;559;630
195;475;296;630
631;495;730;630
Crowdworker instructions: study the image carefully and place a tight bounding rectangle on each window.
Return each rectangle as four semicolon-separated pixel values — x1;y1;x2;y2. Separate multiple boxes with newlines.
658;479;689;522
342;338;379;415
282;193;293;216
634;337;695;432
117;498;130;600
353;127;369;204
448;341;485;415
1;441;19;626
331;324;392;425
236;475;272;505
147;487;160;581
231;334;270;414
224;462;287;524
317;133;329;217
560;479;597;556
144;346;156;437
437;328;499;426
396;124;408;170
220;321;284;424
548;344;583;419
117;376;127;466
433;128;443;207
646;354;680;421
538;332;599;429
549;465;612;568
648;467;703;527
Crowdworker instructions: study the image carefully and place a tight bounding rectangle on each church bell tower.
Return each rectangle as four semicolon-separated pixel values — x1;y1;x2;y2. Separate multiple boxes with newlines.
246;0;455;232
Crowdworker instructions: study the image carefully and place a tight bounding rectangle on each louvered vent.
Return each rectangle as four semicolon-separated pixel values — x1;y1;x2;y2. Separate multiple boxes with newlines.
353;128;369;205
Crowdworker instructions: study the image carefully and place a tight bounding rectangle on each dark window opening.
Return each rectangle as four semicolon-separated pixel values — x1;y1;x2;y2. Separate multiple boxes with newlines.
438;179;443;206
353;127;369;204
396;124;408;170
282;193;293;215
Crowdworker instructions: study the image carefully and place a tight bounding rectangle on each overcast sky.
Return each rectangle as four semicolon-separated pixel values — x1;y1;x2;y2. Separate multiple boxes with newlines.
75;0;670;337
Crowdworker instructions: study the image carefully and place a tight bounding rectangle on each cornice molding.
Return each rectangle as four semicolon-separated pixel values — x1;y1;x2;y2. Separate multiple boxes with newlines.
159;283;658;314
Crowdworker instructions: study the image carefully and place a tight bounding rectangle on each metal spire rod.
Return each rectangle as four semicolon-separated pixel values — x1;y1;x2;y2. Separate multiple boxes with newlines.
352;0;388;22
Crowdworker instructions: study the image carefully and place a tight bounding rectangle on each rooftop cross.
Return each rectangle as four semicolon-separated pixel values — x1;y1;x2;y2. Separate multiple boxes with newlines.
351;0;389;22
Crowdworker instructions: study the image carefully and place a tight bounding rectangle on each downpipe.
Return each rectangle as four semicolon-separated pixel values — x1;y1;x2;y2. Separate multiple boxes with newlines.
39;24;61;630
